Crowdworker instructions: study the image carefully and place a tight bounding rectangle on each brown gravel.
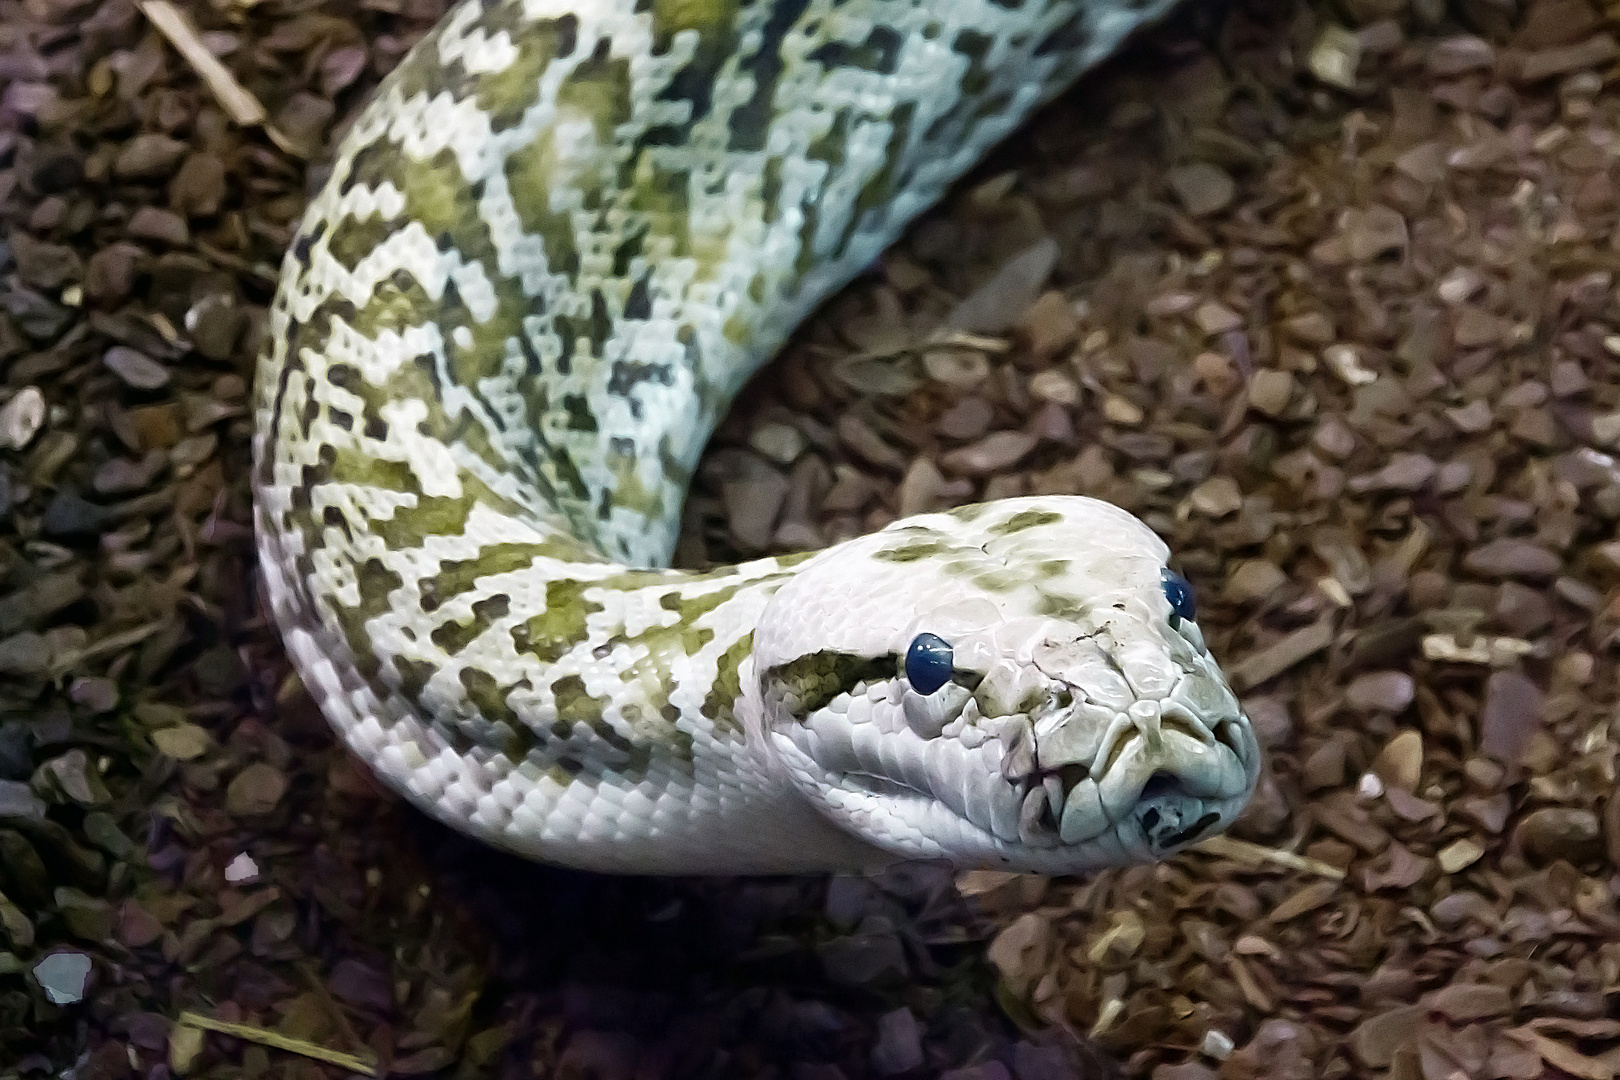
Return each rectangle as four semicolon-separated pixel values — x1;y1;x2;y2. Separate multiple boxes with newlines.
1;0;1619;1077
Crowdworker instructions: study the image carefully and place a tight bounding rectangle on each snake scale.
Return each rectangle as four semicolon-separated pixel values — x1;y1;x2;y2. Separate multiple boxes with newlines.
252;0;1262;875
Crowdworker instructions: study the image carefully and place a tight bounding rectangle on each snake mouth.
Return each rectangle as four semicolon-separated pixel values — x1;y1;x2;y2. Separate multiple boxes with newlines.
1007;698;1256;854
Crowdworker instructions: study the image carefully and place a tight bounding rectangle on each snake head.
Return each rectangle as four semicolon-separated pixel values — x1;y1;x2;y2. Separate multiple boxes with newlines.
752;495;1261;875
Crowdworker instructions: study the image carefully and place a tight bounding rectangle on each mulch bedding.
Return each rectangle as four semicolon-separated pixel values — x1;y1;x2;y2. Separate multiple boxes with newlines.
0;0;1617;1076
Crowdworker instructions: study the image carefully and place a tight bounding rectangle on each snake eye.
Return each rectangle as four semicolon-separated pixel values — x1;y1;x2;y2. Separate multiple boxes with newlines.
1162;568;1196;623
904;633;953;695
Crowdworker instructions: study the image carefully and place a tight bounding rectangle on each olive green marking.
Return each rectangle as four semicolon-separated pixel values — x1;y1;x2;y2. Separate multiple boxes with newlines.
1036;592;1087;620
946;503;992;523
324;557;405;680
473;17;578;129
516;579;607;663
430;593;512;656
873;539;954;563
972;570;1026;593
700;632;753;732
605;451;668;520
555;47;633;140
992;509;1063;535
764;650;897;717
549;674;651;774
428;539;601;604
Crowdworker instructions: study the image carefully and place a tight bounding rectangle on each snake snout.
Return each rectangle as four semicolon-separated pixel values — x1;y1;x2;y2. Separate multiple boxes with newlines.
1135;771;1222;853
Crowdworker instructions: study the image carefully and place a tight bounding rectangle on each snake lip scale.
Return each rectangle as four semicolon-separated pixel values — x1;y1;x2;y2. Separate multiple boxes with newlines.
254;0;1262;876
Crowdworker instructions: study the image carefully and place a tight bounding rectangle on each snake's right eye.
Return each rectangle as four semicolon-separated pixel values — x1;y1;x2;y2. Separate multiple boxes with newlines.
905;633;953;695
1161;568;1196;624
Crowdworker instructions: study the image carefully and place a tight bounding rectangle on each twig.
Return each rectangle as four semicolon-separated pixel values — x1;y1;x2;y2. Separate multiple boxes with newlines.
176;1012;378;1075
138;1;299;156
1191;834;1347;881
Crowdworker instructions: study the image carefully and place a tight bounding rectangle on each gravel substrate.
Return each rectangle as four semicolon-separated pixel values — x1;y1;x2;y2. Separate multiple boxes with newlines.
0;0;1617;1077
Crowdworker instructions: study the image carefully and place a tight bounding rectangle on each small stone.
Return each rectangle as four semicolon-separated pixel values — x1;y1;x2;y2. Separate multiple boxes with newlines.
1427;35;1495;76
946;238;1059;335
0;632;51;676
103;346;171;389
1188;476;1242;517
42;490;111;539
1225;560;1287;604
1428;983;1512;1022
3;284;74;340
1371;730;1423;791
1361;841;1430;891
936;396;994;441
151;723;213;762
870;1008;924;1075
1323;344;1377;386
1516;807;1602;864
1346;671;1415;713
1369;453;1435;491
1519;34;1620;82
114;133;187;178
33;951;92;1005
1453;307;1506;348
1457;793;1511;833
1028;369;1079;406
1312;416;1356;459
747;421;806;465
921;349;990;388
226;762;288;815
1445;400;1493;433
836;414;908;472
9;231;82;290
1437;267;1484;304
1351;1006;1424;1067
0;387;46;450
1343;205;1408;261
1309;25;1362;89
1103;395;1144;425
1437;837;1484;873
84;243;142;305
128;207;190;245
275;93;339;156
1395;142;1446;185
169;153;228;217
722;471;790;551
224;852;259;884
1463;539;1560;580
0;779;45;820
1168;162;1236;217
1020;291;1078;359
1284;313;1335;346
1247;370;1294;416
1194;300;1242;335
1302;737;1347;791
115;900;163;948
1549;360;1592;397
939;431;1037;476
170;1024;205;1074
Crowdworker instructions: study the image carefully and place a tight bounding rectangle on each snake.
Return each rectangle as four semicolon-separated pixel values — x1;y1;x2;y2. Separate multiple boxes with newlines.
252;0;1262;876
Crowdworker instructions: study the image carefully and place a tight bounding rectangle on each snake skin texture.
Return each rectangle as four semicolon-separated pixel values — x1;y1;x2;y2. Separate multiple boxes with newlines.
253;0;1262;875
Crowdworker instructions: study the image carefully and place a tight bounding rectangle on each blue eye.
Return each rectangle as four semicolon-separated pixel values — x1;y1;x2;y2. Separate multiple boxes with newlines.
1162;568;1196;622
904;633;954;695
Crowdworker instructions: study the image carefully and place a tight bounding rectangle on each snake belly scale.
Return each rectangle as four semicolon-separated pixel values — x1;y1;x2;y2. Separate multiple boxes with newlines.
253;0;1262;875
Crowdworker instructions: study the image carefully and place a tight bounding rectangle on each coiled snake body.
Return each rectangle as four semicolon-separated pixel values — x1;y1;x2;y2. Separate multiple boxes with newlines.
253;0;1261;875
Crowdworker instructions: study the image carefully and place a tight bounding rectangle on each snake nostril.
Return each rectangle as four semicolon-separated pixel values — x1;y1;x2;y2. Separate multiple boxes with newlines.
1138;770;1185;804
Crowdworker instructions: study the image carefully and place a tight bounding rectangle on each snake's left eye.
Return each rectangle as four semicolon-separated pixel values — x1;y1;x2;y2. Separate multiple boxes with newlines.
1161;568;1196;623
904;633;953;695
